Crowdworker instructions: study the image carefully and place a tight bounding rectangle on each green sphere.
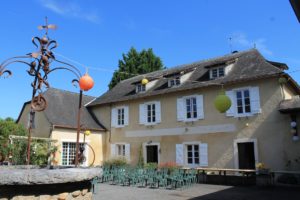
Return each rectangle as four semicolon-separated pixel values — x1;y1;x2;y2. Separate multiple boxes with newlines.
214;94;232;113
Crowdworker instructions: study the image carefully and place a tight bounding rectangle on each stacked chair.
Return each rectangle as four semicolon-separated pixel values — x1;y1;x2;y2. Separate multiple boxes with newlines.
97;165;198;190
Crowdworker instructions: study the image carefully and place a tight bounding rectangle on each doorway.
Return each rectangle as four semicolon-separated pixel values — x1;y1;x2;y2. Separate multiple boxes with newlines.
143;143;160;164
237;142;255;169
234;138;258;170
146;145;158;163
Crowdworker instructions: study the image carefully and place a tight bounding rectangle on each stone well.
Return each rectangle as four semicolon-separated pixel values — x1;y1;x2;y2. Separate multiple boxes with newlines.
0;166;102;200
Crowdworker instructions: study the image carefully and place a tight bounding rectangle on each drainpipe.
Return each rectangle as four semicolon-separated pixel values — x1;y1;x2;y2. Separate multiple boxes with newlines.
109;103;112;143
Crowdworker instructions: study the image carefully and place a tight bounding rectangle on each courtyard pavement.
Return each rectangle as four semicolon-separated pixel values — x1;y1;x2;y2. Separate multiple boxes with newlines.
94;183;300;200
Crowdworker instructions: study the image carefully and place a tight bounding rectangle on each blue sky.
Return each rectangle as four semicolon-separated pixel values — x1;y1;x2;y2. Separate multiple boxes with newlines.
0;0;300;119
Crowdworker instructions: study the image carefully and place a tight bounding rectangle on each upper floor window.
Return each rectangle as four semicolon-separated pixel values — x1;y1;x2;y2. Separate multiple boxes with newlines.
236;89;251;114
177;95;204;122
139;101;161;125
186;97;197;119
136;84;146;93
117;108;125;126
146;103;156;123
111;106;129;127
168;76;181;87
226;86;261;117
210;67;225;79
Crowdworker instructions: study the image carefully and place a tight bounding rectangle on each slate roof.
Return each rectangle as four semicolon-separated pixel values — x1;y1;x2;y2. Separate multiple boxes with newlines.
18;88;105;131
89;49;294;107
279;96;300;113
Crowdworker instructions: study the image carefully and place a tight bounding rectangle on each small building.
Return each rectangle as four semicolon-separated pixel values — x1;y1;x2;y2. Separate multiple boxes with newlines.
17;88;106;166
87;49;300;171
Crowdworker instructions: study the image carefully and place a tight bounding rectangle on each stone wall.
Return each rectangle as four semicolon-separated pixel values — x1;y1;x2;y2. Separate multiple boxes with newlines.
0;181;93;200
0;167;102;200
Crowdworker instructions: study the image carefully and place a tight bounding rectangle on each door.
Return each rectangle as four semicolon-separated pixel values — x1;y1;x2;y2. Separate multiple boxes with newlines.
237;142;255;169
146;145;158;163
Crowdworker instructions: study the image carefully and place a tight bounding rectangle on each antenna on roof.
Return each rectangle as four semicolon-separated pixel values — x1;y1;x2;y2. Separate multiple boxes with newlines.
253;43;257;49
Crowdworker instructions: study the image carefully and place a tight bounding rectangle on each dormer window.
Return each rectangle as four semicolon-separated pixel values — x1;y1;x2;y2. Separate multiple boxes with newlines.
136;84;146;93
210;67;225;79
168;76;181;87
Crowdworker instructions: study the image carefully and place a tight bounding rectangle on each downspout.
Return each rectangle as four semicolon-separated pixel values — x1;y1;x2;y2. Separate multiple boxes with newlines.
109;103;112;143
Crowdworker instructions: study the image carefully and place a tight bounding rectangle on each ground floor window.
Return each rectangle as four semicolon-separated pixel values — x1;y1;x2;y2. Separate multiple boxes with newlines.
117;144;126;156
187;144;199;165
62;142;85;166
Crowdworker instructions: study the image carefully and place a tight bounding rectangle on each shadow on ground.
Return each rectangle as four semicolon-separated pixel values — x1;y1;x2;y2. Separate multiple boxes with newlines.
189;186;300;200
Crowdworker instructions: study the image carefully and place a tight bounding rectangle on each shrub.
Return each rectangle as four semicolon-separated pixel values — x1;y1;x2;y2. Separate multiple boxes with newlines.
103;156;128;168
144;162;157;170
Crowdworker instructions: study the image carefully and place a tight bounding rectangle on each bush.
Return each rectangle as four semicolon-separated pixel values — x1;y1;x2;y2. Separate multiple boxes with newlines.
103;156;128;168
144;162;157;170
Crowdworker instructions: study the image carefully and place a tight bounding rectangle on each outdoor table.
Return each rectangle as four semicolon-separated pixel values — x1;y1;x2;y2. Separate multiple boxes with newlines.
194;167;256;185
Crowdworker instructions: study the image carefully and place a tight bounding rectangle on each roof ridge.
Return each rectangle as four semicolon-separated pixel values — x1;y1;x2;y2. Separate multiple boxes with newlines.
45;87;96;99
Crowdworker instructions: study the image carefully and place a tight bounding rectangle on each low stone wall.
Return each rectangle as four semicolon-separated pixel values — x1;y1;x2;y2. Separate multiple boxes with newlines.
0;166;102;200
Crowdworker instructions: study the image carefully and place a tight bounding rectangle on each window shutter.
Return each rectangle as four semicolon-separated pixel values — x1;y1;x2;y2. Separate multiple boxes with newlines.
124;106;129;126
250;87;261;114
200;143;208;167
111;108;117;127
225;90;236;117
110;144;116;157
177;98;185;121
125;144;130;161
176;144;184;166
196;95;204;119
156;101;161;123
139;104;146;124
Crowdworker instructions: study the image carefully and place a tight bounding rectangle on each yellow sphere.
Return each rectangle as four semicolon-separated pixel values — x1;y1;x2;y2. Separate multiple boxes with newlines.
214;94;232;113
141;78;149;85
84;130;91;136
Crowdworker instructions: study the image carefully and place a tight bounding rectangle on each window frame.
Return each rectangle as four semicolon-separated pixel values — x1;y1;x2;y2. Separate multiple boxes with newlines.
186;144;200;165
61;142;86;166
183;95;198;121
116;144;126;157
117;107;125;126
233;87;252;117
183;141;201;167
145;102;156;124
136;84;146;93
168;76;181;87
210;67;225;79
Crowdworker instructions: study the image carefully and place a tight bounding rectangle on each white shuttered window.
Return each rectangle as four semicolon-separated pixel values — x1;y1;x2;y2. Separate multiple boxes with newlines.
139;101;161;125
226;86;261;117
177;95;204;122
111;106;129;127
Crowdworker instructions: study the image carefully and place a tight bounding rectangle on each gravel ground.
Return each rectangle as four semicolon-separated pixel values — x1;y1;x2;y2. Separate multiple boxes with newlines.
93;183;300;200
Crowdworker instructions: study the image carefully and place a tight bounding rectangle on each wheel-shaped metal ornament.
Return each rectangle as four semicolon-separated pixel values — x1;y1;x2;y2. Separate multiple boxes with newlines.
31;94;47;111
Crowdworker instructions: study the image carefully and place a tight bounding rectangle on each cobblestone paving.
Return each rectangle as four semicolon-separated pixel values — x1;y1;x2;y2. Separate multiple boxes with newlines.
93;183;300;200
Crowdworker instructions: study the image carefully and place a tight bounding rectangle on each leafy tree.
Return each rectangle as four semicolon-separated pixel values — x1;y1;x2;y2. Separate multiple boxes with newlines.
108;47;164;89
0;118;27;163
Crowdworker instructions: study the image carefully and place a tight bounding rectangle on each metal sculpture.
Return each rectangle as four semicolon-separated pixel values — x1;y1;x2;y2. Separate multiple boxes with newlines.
0;17;92;166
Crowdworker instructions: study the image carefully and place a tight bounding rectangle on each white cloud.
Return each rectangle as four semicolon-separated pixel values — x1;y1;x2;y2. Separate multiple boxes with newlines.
230;32;272;55
37;0;100;24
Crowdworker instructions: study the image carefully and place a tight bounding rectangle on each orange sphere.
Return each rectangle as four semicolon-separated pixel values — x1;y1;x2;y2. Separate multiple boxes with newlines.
79;73;94;91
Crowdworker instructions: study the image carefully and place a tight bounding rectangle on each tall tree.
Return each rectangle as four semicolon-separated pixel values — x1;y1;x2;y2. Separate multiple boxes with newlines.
108;47;164;89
